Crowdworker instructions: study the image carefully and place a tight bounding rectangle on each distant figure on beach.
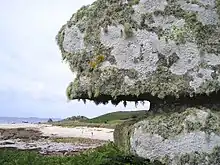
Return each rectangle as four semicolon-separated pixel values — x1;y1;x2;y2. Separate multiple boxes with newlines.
91;132;93;137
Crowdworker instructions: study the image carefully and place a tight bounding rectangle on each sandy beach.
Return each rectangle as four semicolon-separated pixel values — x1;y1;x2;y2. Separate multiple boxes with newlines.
0;123;114;155
0;123;114;141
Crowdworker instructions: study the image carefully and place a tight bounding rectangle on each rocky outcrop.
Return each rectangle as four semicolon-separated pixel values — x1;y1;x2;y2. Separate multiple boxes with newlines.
0;139;104;156
56;0;220;164
0;128;43;140
0;128;106;156
57;0;220;105
114;107;220;164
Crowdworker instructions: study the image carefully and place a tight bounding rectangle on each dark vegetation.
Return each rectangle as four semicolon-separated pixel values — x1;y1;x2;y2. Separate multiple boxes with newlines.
47;118;53;123
0;143;164;165
62;116;88;122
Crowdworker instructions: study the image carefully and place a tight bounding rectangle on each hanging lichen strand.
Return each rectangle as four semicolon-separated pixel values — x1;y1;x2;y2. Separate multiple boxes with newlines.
56;0;220;106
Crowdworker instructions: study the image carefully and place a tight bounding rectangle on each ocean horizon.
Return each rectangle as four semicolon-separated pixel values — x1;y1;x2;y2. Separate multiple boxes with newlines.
0;117;61;124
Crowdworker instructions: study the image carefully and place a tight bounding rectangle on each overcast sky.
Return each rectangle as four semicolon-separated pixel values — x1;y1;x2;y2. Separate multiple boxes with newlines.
0;0;150;119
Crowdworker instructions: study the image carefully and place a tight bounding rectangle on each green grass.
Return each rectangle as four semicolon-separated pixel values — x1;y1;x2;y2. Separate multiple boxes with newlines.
88;110;147;123
52;111;147;129
0;142;163;165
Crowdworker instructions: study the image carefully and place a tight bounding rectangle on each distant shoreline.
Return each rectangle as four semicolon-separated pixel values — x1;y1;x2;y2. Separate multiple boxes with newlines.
0;117;61;124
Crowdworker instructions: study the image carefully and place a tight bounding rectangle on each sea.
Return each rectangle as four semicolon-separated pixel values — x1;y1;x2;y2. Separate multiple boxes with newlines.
0;117;61;124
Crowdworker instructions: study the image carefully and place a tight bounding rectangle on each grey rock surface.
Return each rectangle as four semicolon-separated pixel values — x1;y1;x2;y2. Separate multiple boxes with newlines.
129;108;220;164
56;0;220;104
0;139;103;155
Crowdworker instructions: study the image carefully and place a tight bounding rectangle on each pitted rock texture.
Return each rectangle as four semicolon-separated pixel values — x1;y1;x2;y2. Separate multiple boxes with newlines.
128;108;220;165
56;0;220;104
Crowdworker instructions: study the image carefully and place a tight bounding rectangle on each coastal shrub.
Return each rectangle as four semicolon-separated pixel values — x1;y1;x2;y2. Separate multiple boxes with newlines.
0;142;163;165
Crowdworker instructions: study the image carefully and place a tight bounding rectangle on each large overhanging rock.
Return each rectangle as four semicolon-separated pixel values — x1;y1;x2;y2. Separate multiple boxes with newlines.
114;107;220;164
56;0;220;105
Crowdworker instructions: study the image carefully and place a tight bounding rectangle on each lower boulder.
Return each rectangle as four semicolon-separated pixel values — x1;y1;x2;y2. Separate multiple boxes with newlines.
114;107;220;165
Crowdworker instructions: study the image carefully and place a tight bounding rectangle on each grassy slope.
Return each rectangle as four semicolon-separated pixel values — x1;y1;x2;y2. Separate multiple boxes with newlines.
88;110;147;123
52;110;147;128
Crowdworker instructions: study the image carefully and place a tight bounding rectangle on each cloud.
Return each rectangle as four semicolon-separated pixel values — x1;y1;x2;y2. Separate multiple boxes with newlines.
0;0;77;101
0;0;150;118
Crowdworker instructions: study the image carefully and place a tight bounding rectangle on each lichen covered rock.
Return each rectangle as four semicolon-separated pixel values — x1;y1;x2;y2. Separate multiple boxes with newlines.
114;107;220;164
56;0;220;105
56;1;220;164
